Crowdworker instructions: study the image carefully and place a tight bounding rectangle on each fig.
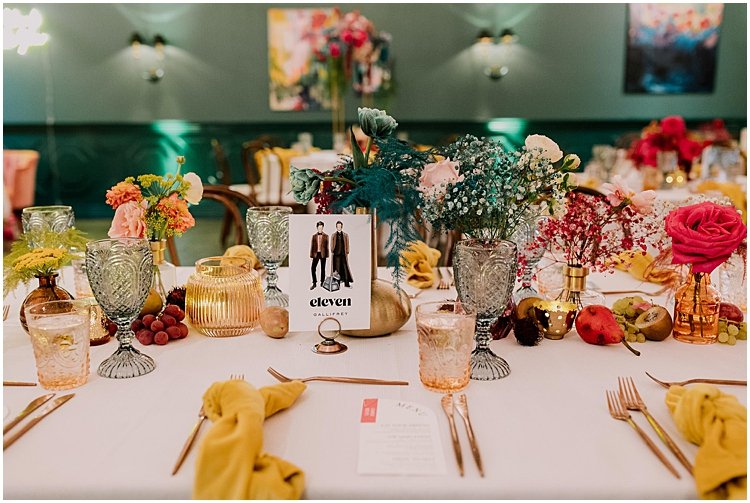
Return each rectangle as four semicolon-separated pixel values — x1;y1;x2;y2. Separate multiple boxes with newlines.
260;306;289;339
635;306;673;341
719;303;744;323
491;300;515;340
516;297;542;320
575;305;640;356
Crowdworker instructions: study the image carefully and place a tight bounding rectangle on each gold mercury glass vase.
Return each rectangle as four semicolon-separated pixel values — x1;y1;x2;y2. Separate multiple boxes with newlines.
185;256;264;337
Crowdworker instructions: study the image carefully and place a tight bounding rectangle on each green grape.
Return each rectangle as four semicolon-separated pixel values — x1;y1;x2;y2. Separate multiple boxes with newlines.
718;332;729;343
728;324;740;337
636;334;646;344
737;325;747;340
612;299;628;315
625;306;636;318
727;335;737;346
718;321;728;332
627;326;638;335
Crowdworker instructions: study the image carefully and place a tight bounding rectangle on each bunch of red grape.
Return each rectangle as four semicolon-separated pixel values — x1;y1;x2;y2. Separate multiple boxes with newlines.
131;304;189;345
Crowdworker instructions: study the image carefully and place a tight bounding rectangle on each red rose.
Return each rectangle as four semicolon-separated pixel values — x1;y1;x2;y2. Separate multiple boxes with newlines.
352;30;368;48
665;202;747;273
341;29;354;45
328;42;341;58
660;116;687;138
677;137;703;163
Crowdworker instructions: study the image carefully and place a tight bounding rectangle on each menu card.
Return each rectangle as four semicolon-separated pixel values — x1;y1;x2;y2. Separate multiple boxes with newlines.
358;398;447;475
288;214;372;331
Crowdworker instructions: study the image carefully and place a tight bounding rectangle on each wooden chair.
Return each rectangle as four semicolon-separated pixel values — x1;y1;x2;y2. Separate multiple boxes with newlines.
240;136;306;213
166;186;251;266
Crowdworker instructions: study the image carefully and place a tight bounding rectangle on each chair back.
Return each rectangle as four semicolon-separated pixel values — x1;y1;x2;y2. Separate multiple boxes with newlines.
166;186;251;266
211;139;232;186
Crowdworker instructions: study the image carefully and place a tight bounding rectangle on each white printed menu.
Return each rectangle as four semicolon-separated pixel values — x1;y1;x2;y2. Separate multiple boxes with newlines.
357;398;447;475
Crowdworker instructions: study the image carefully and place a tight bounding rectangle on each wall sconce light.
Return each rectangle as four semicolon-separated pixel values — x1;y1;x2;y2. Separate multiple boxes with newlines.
130;32;167;83
4;7;49;55
473;28;518;81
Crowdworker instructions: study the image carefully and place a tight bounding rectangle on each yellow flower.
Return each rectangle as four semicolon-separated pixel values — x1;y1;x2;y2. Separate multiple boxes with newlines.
12;248;66;275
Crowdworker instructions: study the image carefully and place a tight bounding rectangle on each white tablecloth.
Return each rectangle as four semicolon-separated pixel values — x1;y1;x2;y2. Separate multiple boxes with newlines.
3;267;746;499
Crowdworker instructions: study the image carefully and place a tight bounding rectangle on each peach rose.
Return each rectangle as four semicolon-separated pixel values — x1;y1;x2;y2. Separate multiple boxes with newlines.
108;200;147;238
419;158;463;196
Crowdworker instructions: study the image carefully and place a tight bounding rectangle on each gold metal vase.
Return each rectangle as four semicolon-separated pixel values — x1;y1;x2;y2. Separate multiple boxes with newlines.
342;208;412;337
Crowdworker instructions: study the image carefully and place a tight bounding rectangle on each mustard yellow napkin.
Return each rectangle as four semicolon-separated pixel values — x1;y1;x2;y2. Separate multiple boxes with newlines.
254;147;316;179
696;180;747;223
613;251;678;284
224;244;262;271
665;384;747;500
400;240;441;289
193;379;307;500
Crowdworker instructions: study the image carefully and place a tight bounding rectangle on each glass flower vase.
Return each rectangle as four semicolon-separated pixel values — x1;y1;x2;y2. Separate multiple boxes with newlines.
150;239;176;303
19;274;74;334
453;238;517;381
554;265;605;310
673;266;720;344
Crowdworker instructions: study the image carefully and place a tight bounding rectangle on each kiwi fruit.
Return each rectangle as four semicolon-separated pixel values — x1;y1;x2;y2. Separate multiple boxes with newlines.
635;306;673;341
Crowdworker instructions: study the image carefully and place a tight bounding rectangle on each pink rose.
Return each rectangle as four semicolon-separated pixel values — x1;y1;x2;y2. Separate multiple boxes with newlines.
665;201;747;274
108;200;147;239
418;158;463;196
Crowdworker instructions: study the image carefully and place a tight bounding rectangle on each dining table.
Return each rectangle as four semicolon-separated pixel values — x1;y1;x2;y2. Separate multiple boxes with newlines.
3;266;746;499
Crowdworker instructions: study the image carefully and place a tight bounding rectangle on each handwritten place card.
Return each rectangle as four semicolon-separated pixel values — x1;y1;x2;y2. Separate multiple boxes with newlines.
288;214;372;331
358;398;447;475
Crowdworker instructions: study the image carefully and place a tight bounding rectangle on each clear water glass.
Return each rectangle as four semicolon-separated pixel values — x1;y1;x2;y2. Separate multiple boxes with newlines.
25;300;91;390
453;239;517;380
416;301;476;393
513;215;547;303
21;205;75;247
86;238;155;378
246;206;291;307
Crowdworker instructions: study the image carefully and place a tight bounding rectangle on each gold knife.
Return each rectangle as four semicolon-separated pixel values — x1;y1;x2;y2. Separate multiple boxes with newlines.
3;394;74;450
454;394;484;477
3;381;37;387
440;394;464;476
3;393;55;434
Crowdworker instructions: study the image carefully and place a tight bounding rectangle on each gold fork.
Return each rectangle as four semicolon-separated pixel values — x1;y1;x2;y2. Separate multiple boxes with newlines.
605;390;680;479
645;371;747;389
436;268;449;290
3;305;9;321
267;367;408;385
172;374;244;475
619;377;693;476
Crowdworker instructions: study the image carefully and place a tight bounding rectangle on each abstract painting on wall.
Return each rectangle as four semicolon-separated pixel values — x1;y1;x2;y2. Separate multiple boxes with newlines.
268;8;335;111
625;3;723;94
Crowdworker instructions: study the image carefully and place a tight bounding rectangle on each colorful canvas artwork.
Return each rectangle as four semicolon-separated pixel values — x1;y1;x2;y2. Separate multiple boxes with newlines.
267;8;335;111
625;3;723;94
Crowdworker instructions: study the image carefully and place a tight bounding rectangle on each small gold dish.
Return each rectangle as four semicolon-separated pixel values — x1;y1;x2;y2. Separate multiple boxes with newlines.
532;300;577;340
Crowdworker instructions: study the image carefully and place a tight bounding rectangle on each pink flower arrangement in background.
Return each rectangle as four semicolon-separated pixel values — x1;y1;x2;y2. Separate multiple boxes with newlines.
627;115;727;173
106;156;202;241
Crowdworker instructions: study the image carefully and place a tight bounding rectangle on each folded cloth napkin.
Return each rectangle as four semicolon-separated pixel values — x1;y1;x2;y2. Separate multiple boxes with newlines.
193;379;307;500
400;240;441;289
223;244;262;271
613;251;678;284
696;180;747;223
665;384;747;500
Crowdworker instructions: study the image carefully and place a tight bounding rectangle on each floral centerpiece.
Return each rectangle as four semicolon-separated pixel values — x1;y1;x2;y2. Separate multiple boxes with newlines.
105;156;203;300
664;201;746;343
5;247;78;332
418;134;579;241
532;176;660;307
302;9;392;138
628;115;705;174
291;108;426;280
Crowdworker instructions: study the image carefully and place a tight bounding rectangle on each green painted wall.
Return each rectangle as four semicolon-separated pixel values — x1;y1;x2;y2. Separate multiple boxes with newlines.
4;3;747;124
